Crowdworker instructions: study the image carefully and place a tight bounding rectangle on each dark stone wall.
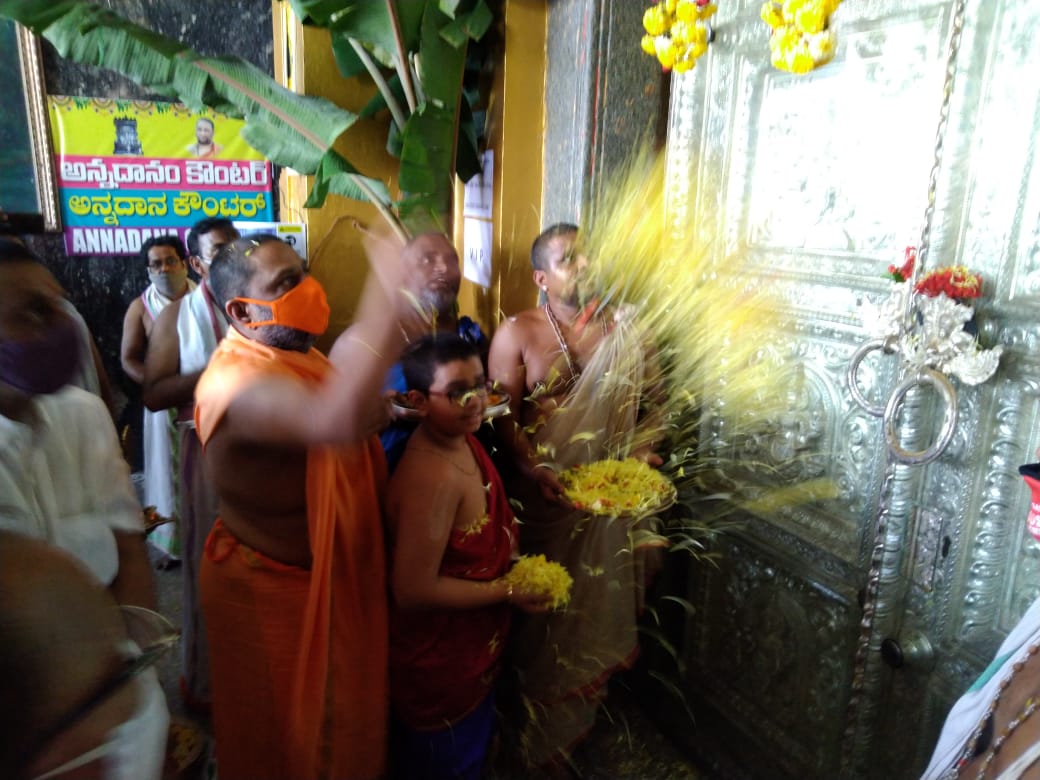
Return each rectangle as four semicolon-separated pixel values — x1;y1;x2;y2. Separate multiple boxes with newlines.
20;0;273;468
542;0;670;226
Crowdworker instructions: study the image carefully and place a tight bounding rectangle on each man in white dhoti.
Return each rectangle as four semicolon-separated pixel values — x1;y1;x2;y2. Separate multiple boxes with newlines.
121;236;195;564
489;224;665;771
144;218;238;712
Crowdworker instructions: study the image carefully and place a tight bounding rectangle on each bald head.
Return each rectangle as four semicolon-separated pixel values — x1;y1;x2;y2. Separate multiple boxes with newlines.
0;532;131;777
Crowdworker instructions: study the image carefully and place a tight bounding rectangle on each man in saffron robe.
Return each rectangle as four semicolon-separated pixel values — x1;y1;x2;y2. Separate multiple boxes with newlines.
195;234;416;780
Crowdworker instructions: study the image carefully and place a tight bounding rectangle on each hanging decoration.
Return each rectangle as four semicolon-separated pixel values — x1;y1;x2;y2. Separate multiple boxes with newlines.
844;0;1000;468
640;0;717;74
857;247;1003;392
760;0;842;74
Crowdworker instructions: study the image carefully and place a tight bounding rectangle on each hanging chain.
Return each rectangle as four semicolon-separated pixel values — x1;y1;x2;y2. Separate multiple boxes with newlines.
842;0;969;776
902;0;968;330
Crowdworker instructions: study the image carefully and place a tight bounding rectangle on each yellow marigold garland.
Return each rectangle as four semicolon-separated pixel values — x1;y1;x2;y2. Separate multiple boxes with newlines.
761;0;842;74
504;555;573;610
641;0;717;74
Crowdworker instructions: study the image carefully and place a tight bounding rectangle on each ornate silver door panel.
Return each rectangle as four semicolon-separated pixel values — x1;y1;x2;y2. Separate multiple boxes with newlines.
665;1;1040;777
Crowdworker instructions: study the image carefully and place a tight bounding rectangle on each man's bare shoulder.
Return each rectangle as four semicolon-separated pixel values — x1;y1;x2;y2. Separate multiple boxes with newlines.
495;307;546;339
123;296;144;318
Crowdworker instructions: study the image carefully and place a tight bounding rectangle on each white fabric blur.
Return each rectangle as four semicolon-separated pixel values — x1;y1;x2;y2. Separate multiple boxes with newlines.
140;280;194;520
921;596;1040;779
176;282;227;377
0;386;144;585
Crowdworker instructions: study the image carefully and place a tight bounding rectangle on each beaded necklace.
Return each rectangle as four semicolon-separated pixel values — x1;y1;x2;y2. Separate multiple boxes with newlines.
954;640;1040;779
543;303;578;379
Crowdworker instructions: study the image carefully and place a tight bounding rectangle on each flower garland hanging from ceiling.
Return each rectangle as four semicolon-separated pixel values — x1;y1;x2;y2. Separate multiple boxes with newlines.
641;0;718;74
760;0;842;74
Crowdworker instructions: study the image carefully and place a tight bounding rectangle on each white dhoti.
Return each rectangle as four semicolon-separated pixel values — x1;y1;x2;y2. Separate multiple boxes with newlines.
508;315;663;767
143;407;179;561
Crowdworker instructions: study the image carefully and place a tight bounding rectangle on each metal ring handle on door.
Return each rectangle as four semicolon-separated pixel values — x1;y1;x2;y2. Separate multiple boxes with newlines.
883;369;958;466
846;338;895;418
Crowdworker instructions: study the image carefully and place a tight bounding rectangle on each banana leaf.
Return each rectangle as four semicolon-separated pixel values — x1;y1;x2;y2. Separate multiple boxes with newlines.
289;0;426;77
0;0;392;212
296;0;488;183
398;104;455;197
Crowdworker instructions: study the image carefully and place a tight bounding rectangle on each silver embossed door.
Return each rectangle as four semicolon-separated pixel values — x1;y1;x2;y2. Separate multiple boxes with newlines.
661;1;1040;778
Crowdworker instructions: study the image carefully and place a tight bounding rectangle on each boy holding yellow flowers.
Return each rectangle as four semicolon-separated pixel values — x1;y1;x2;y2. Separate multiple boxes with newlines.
386;334;553;780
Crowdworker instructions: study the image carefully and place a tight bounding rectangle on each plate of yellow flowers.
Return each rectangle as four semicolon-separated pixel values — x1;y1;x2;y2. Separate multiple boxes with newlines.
503;554;573;610
559;458;677;518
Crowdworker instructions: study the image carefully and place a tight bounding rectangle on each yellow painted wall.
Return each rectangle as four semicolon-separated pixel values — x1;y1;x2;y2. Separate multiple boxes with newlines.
273;0;546;345
454;0;548;330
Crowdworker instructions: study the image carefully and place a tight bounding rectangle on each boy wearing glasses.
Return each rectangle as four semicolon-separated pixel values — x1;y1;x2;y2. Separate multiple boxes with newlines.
386;335;549;780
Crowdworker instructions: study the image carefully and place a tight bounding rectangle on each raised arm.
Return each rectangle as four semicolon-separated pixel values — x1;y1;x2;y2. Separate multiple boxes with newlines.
142;300;200;411
209;233;428;448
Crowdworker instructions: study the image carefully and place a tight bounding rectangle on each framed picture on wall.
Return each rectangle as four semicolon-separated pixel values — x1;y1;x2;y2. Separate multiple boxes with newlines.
0;20;60;232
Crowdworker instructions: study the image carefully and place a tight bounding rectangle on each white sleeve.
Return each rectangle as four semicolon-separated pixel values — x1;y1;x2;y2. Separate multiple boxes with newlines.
80;398;145;535
49;389;144;536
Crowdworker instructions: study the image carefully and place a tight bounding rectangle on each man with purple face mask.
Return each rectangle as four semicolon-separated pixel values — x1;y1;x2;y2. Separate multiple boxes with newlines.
121;235;195;565
0;238;155;612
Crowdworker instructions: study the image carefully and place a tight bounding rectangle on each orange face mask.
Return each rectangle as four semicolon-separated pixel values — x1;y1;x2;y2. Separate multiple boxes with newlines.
233;275;330;335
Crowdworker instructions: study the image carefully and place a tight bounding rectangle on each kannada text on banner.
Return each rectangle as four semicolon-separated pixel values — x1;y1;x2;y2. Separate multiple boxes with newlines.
49;97;273;256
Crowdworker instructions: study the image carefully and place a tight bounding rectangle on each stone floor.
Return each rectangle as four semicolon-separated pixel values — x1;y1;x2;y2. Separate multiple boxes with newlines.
154;562;704;779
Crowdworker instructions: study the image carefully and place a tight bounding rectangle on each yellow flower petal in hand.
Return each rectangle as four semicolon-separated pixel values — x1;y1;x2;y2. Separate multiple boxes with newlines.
504;555;573;610
641;33;657;55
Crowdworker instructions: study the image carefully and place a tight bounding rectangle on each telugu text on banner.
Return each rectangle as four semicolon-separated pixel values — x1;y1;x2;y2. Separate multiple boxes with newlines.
48;97;274;256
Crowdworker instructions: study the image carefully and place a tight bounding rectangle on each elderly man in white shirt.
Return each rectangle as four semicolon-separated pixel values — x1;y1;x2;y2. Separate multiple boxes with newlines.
0;237;154;610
